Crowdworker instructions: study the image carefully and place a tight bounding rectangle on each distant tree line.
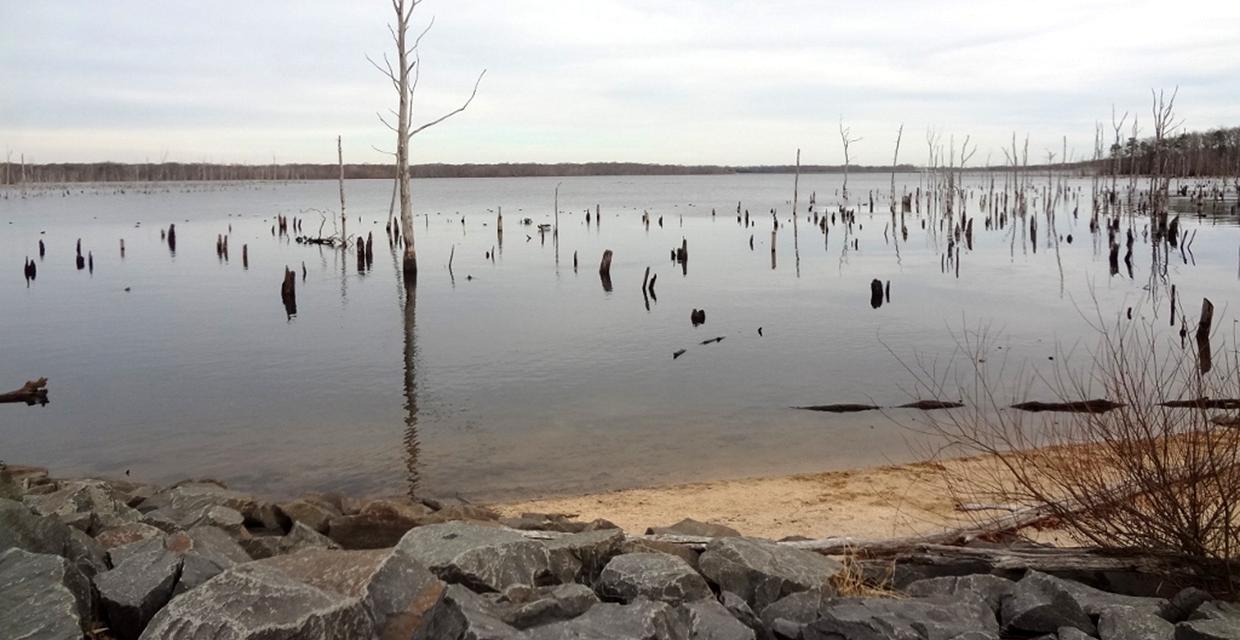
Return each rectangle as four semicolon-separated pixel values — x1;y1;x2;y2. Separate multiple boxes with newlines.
1106;126;1240;177
0;160;920;185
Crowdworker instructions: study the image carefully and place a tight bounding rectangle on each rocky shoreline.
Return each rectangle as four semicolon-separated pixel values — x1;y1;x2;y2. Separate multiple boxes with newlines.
2;464;1238;640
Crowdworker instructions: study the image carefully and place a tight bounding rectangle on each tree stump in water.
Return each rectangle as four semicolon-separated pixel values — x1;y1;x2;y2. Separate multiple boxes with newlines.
281;267;297;317
870;279;884;309
1197;298;1214;374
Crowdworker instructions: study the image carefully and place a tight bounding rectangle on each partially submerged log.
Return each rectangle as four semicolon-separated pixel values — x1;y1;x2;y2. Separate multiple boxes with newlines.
0;378;49;406
798;403;881;413
1161;397;1240;410
1010;400;1123;413
898;400;964;410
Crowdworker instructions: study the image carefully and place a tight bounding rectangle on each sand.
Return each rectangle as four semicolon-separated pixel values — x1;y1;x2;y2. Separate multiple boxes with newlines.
493;456;1020;541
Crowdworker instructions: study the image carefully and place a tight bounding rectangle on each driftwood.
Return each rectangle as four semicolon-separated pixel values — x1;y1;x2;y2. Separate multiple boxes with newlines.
1009;399;1123;413
0;378;49;406
898;400;964;410
797;403;881;413
1162;397;1240;410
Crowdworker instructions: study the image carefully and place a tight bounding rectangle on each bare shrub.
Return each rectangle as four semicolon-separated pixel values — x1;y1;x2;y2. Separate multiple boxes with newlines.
897;303;1240;582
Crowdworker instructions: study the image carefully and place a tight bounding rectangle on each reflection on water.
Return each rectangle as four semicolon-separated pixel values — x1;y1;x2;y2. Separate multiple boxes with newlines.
1;174;1237;501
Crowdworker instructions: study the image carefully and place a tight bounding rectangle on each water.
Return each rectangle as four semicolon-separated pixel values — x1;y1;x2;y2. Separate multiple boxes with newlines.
2;174;1237;501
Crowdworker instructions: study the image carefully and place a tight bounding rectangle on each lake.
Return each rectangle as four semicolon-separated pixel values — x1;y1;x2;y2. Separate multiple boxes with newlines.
2;173;1237;501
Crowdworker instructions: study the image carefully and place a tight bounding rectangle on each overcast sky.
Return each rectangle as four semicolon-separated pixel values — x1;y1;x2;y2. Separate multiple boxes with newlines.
2;0;1238;166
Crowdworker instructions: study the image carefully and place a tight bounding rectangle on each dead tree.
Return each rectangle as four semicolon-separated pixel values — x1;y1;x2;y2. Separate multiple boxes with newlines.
370;0;485;284
839;117;862;199
338;135;347;246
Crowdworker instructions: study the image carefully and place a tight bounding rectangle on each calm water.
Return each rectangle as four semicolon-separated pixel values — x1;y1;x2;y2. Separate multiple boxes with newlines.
2;174;1237;501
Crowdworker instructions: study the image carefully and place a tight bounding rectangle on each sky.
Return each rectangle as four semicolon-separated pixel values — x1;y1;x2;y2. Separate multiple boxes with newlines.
2;0;1238;166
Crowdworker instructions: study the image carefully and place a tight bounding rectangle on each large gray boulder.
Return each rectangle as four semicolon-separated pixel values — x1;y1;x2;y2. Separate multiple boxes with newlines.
97;526;252;638
396;522;553;592
141;547;447;640
280;497;341;533
1000;571;1095;636
544;528;625;584
597;553;712;606
242;521;341;560
1052;573;1170;618
905;575;1016;614
493;584;599;629
522;599;690;640
1;498;106;579
139;563;374;639
698;537;842;612
802;597;998;640
1177;618;1240;640
30;479;142;534
0;548;92;640
96;522;165;550
1098;605;1174;640
97;541;183;639
682;597;756;640
423;583;523;639
758;589;833;633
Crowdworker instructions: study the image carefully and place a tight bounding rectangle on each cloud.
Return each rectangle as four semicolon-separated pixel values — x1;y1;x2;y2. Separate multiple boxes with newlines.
2;0;1237;165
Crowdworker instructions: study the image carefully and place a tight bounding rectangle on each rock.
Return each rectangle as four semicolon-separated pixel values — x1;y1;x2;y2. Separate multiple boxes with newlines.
1058;627;1095;640
66;527;109;577
905;574;1016;614
523;599;690;640
0;497;71;556
258;548;446;639
434;503;501;522
598;553;713;606
142;547;447;640
545;528;625;584
96;522;165;550
30;479;143;534
1177;618;1240;640
1;497;103;579
148;481;258;519
1192;601;1240;622
172;527;252;594
97;540;182;639
698;537;843;612
759;589;833;631
1052;573;1170;618
248;502;291;533
1098;605;1175;640
802;597;998;640
424;583;521;639
280;497;341;533
242;521;342;559
647;518;742;538
0;548;92;639
396;522;553;592
327;512;420;549
1001;571;1096;636
1165;587;1214;622
496;583;598;629
720;591;765;639
139;563;375;639
141;503;246;536
361;496;434;521
683;597;756;640
621;537;701;571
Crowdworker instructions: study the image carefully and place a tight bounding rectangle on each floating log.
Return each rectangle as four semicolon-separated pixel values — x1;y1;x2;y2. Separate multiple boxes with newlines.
700;336;724;345
0;378;49;406
898;400;964;410
1009;399;1123;413
797;404;881;413
1161;397;1240;410
672;349;686;360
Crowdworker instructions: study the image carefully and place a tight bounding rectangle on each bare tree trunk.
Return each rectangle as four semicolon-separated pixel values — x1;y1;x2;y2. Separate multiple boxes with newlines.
338;135;348;245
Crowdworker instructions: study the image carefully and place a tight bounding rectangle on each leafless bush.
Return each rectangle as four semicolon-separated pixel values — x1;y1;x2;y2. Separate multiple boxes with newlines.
896;304;1240;581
